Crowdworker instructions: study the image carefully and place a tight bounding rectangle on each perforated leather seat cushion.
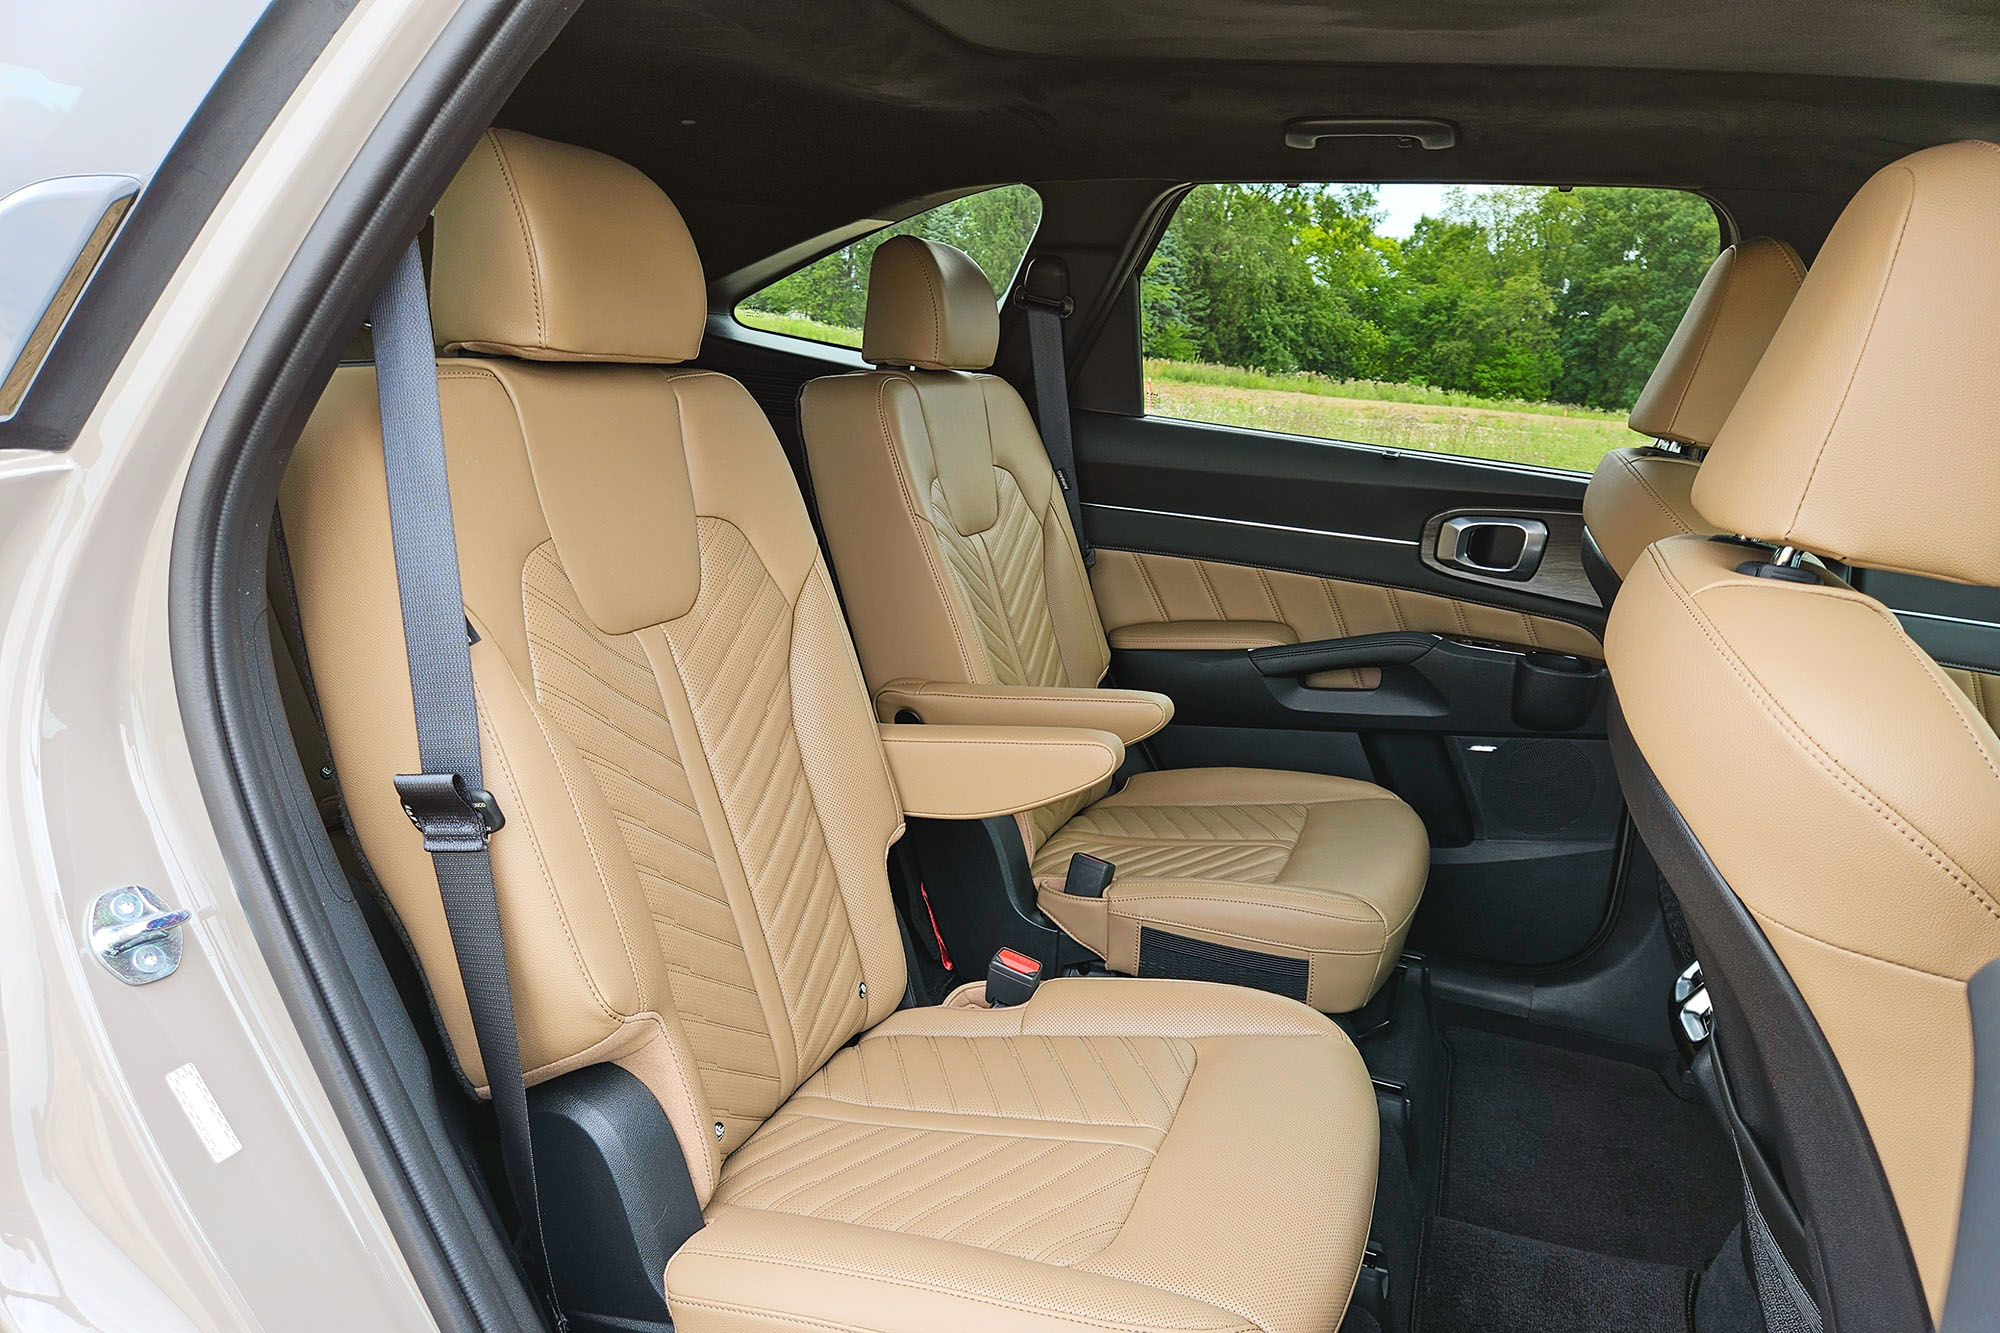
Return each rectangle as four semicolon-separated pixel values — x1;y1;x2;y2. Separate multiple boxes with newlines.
670;979;1379;1333
1033;769;1427;1012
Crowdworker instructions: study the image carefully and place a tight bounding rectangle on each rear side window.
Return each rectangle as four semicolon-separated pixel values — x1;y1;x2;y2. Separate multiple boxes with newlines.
1143;183;1722;472
736;184;1043;348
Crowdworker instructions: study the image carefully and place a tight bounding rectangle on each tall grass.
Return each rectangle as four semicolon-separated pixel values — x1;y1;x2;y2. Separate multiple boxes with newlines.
735;308;863;347
727;322;1630;472
1144;359;1625;421
1145;369;1633;472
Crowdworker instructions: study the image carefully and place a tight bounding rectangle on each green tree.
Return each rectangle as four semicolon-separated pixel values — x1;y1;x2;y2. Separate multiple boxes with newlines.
1544;188;1719;409
1145;184;1392;380
741;185;1043;336
1381;194;1571;401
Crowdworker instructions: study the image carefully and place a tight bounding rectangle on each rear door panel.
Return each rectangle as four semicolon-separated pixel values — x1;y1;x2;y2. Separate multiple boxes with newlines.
1078;409;1623;967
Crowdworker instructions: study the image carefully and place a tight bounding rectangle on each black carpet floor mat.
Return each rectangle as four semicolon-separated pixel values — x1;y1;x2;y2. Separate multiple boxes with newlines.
1415;1027;1741;1331
1440;1027;1739;1266
1418;1217;1691;1333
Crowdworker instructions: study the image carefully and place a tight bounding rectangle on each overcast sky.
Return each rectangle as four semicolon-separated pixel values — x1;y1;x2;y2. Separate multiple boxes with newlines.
1372;182;1498;239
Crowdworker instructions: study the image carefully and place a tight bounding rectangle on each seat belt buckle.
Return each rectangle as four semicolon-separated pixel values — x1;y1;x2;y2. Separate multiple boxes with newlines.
1063;853;1115;898
986;948;1044;1007
393;771;505;853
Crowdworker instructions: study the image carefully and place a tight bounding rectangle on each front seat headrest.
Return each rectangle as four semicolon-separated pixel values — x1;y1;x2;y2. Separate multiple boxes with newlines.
861;234;1000;371
1695;140;2000;584
1627;236;1804;449
430;128;705;364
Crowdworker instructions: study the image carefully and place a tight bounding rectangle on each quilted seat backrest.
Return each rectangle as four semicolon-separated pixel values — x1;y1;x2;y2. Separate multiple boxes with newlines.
280;129;907;1206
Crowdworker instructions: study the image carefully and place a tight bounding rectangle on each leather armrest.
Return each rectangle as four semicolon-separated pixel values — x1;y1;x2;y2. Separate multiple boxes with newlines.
1106;620;1297;652
877;723;1123;819
874;680;1173;746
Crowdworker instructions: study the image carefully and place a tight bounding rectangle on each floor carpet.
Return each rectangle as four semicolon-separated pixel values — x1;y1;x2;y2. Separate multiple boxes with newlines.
1416;1027;1741;1331
1441;1027;1739;1266
1418;1217;1690;1333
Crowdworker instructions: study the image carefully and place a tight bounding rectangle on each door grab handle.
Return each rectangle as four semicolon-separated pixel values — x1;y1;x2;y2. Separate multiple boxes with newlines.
1435;516;1549;581
1248;632;1442;677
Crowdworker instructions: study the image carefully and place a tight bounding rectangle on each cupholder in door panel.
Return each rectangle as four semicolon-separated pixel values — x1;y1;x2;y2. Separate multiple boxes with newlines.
1511;651;1605;731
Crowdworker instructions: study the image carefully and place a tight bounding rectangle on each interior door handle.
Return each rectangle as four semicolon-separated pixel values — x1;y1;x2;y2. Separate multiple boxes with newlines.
1435;516;1549;581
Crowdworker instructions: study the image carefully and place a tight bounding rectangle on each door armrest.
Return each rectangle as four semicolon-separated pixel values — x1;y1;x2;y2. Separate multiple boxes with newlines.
874;680;1172;746
1247;632;1443;677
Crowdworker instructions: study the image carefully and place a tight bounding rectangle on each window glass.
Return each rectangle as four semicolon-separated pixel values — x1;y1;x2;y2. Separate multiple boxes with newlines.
1143;183;1722;472
736;184;1043;348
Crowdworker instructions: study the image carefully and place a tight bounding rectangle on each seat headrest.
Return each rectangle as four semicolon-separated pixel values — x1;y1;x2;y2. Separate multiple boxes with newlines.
1695;141;2000;584
430;129;705;364
1627;236;1804;447
862;235;1000;370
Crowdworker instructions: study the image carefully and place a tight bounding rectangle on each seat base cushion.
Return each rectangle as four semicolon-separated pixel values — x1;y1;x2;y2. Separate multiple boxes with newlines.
1034;768;1429;1012
666;978;1378;1333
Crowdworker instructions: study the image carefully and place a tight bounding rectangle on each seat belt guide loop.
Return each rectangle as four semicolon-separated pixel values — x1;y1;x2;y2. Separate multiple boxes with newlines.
394;772;505;852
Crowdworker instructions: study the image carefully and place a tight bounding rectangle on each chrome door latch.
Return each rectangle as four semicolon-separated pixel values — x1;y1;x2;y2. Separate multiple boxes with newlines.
89;886;191;985
1435;515;1550;581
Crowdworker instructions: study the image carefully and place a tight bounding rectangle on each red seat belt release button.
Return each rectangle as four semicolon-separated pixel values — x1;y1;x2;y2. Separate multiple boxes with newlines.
987;948;1043;1007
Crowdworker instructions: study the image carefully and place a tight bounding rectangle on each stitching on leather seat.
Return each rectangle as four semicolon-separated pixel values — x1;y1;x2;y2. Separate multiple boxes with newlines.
1617;451;1697;532
1648;548;2000;926
484;132;545;346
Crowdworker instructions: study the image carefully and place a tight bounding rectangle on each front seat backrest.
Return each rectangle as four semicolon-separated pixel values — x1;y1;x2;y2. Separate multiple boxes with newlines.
1580;235;1804;596
1609;140;2000;1329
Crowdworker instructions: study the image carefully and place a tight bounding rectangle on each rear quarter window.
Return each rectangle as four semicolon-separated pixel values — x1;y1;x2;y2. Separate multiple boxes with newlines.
735;184;1042;348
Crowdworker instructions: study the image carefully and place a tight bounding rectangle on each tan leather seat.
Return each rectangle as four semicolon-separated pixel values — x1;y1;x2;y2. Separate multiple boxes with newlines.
281;129;1378;1333
1609;140;2000;1323
801;236;1428;1013
1585;230;2000;734
1580;235;1804;590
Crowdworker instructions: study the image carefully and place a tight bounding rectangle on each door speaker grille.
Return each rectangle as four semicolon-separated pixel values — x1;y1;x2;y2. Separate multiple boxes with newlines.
1475;739;1594;836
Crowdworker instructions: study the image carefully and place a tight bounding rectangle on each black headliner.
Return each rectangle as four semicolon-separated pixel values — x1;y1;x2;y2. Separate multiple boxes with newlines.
498;0;2000;277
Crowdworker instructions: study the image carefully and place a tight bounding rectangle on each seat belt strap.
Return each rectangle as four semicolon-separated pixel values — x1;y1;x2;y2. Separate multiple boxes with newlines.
371;241;567;1333
1019;256;1093;568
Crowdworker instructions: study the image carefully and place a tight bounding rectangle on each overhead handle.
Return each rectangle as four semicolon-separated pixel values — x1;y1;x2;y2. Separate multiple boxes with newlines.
1283;118;1457;151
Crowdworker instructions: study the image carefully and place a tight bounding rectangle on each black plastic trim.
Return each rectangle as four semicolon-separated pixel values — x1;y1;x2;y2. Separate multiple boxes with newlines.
0;0;358;450
530;1064;703;1332
168;1;580;1329
1705;1040;1815;1291
1249;631;1442;676
1611;695;1928;1333
901;816;1084;978
1579;523;1622;609
1894;612;2000;678
1115;636;1606;737
1945;957;2000;1330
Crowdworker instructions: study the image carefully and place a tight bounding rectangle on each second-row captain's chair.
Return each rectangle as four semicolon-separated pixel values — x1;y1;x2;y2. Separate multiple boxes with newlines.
802;234;1428;1013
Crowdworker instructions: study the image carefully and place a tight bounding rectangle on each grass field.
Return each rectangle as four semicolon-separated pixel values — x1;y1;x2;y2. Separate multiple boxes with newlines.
730;316;1631;474
1145;360;1629;473
735;309;863;346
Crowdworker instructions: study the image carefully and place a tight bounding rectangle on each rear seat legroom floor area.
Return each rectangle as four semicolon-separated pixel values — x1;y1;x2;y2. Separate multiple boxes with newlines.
1415;1027;1739;1331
